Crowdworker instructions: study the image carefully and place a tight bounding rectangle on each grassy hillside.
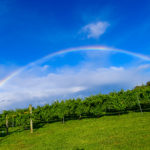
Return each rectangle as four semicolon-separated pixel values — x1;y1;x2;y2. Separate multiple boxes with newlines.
0;112;150;150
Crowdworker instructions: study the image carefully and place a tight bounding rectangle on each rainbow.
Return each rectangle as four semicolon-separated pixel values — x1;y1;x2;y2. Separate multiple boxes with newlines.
0;46;150;88
0;68;24;88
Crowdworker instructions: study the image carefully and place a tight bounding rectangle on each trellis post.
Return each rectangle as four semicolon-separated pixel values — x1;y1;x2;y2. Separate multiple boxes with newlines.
29;104;33;133
6;115;9;135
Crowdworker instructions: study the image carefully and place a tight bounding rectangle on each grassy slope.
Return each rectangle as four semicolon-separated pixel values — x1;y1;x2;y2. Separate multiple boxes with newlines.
0;112;150;150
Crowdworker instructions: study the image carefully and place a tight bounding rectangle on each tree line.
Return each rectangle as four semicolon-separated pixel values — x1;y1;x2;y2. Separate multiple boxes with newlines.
0;81;150;131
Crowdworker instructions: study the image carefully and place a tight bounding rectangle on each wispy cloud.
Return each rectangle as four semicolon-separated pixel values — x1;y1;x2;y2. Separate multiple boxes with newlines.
80;21;110;39
138;64;150;70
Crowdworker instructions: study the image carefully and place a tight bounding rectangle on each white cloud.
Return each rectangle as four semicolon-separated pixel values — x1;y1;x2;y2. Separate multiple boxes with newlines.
0;63;149;110
138;64;150;70
110;66;124;71
81;21;109;39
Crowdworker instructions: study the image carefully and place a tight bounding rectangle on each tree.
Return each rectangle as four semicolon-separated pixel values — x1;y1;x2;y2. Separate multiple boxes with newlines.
57;101;68;124
146;81;150;86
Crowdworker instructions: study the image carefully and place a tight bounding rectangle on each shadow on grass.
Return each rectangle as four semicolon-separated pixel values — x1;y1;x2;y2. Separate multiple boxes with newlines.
0;128;24;138
0;127;25;144
73;147;85;150
34;111;129;128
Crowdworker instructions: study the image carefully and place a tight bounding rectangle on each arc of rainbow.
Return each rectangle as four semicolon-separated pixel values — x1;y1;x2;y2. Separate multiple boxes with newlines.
0;68;25;88
0;46;150;88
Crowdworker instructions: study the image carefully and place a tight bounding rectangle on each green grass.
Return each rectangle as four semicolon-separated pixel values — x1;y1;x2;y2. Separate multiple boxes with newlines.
0;112;150;150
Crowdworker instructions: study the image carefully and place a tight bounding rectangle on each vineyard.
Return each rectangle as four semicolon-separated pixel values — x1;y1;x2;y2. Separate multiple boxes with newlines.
0;82;150;135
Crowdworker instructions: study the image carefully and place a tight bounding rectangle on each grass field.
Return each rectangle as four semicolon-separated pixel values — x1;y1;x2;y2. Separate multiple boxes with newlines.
0;112;150;150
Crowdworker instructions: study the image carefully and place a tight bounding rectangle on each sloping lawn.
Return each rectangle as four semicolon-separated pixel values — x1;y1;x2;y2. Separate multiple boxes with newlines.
0;112;150;150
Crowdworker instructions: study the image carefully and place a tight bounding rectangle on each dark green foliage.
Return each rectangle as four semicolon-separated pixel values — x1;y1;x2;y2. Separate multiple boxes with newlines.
146;81;150;86
1;82;150;129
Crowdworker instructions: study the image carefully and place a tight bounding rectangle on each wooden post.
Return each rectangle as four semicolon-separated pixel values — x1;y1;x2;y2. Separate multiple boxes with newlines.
137;95;143;114
12;116;14;127
79;114;82;119
6;115;8;135
29;104;33;133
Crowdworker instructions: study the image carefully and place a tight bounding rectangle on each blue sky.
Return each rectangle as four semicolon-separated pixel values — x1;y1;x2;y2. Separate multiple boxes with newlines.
0;0;150;110
1;0;150;65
